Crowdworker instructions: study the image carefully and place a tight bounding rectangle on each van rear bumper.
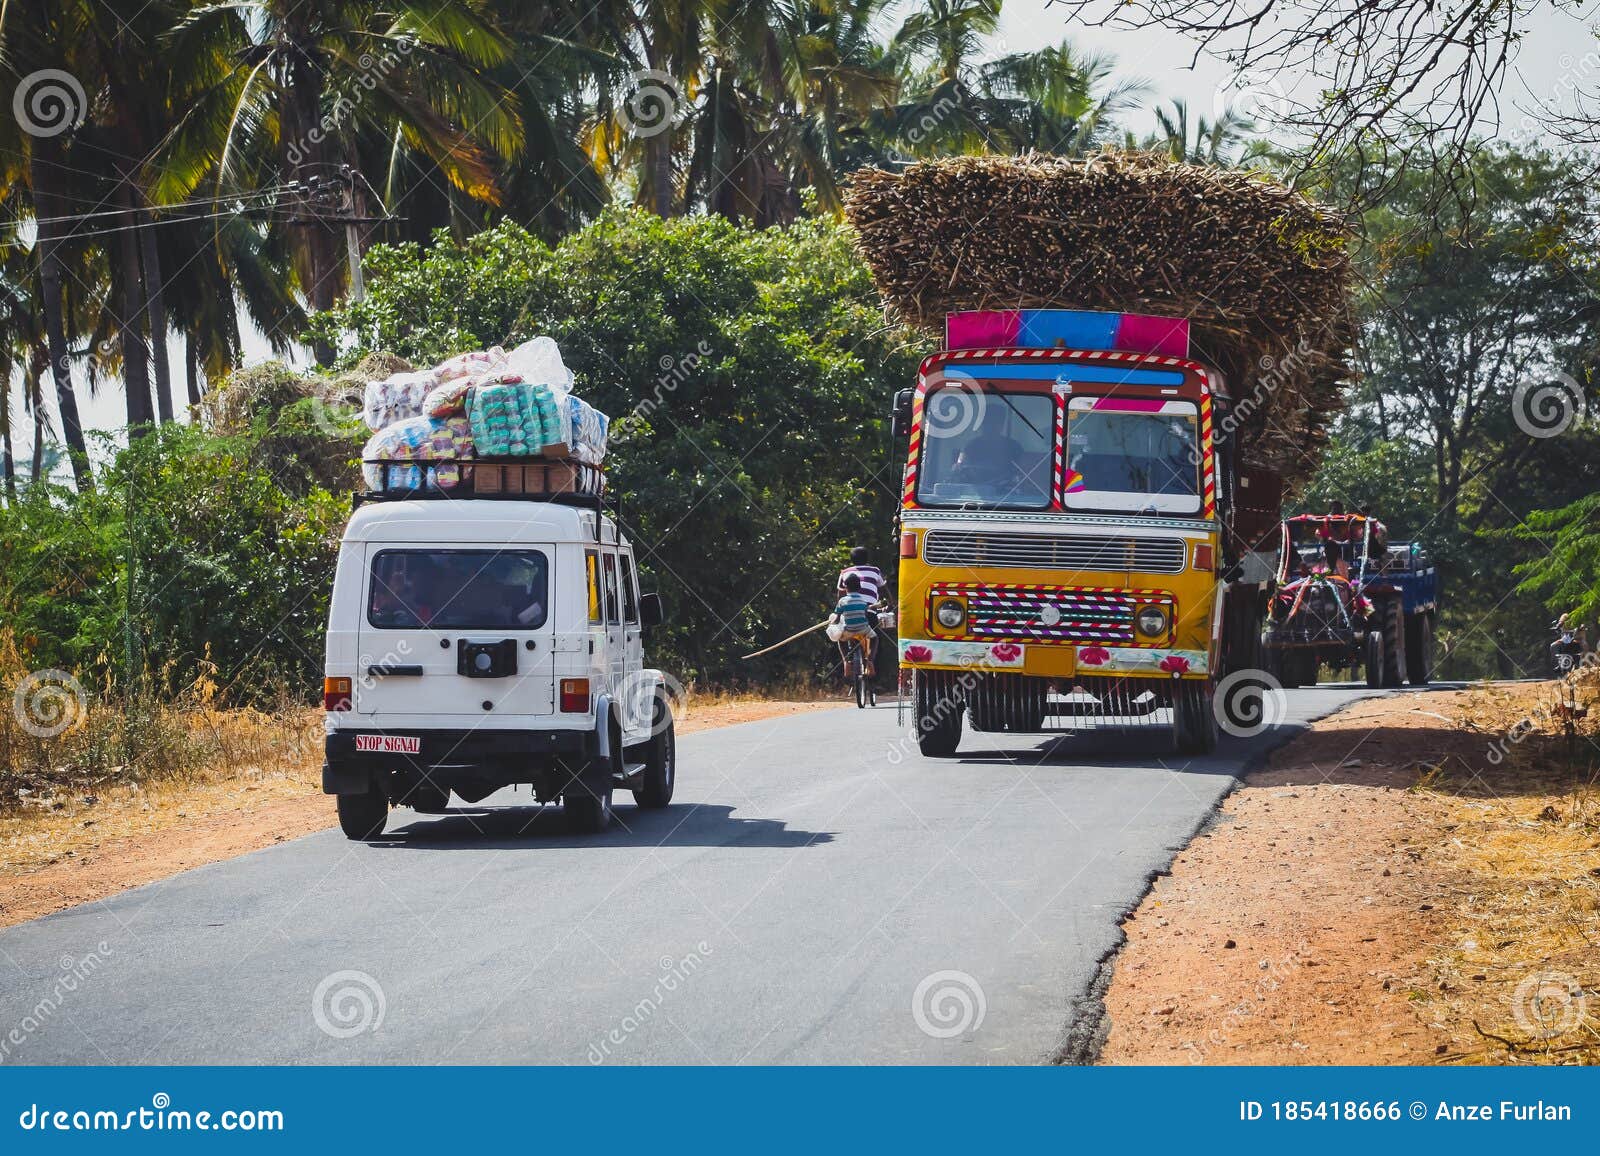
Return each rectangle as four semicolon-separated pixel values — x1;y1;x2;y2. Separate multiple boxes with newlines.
322;728;595;796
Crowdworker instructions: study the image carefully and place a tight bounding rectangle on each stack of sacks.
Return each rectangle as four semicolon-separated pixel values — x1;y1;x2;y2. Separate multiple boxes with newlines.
362;370;434;431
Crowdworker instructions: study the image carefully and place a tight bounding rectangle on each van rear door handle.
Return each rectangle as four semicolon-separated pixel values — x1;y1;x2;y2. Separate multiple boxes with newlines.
367;664;424;677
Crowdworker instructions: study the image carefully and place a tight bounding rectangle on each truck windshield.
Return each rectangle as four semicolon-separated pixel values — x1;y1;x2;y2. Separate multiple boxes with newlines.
368;549;549;630
1064;399;1200;514
916;387;1053;509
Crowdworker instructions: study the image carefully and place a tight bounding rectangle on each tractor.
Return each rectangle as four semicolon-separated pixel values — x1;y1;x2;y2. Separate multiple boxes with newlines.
1262;512;1437;689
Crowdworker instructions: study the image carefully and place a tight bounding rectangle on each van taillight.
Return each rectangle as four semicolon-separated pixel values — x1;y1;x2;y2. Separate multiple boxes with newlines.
323;677;352;711
900;531;918;559
559;678;591;713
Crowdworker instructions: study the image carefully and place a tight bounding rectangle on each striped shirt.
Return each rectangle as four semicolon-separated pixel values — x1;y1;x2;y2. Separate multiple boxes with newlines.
834;592;876;632
837;564;884;600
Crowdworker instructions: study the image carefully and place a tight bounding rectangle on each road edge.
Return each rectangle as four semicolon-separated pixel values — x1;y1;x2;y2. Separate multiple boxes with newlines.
1049;691;1382;1065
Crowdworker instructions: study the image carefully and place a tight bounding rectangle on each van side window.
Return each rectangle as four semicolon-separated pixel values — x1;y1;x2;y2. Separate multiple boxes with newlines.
585;550;602;625
620;554;639;624
602;553;622;625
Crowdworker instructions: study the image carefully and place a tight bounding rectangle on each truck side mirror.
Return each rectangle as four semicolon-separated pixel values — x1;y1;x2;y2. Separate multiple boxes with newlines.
639;592;665;628
890;389;914;438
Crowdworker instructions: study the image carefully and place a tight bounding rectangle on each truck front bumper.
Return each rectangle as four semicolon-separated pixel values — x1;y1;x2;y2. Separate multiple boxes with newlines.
897;637;1210;678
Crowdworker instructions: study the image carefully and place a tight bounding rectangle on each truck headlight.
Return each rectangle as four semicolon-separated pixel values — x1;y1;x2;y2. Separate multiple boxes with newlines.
1136;605;1169;637
935;598;966;629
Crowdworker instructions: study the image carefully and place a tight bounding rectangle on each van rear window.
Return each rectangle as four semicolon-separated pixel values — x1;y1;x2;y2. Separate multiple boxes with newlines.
367;550;549;630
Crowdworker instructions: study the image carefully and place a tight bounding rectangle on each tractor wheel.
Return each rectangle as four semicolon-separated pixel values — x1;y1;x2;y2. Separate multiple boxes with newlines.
1379;597;1408;688
1405;612;1434;686
1364;631;1385;689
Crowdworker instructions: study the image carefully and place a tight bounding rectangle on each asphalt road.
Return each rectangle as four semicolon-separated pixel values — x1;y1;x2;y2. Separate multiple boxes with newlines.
0;685;1394;1064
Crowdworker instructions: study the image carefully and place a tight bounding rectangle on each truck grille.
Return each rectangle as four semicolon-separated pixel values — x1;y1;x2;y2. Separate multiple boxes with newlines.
929;583;1174;644
923;530;1186;575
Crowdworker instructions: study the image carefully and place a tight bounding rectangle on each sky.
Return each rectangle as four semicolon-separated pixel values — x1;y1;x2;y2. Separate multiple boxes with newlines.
9;2;1600;470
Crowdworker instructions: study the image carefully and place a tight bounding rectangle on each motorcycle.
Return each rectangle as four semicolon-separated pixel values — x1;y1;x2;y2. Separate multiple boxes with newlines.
1551;625;1583;675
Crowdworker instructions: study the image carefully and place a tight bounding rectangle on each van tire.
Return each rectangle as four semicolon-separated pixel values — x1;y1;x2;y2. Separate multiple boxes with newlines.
337;786;388;840
564;788;613;833
634;708;675;810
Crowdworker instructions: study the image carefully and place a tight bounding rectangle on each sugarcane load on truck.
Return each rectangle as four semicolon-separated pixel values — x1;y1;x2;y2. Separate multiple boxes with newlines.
844;153;1356;756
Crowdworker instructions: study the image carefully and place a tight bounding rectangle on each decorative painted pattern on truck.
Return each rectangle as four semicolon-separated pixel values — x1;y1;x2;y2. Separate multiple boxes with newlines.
924;582;1176;645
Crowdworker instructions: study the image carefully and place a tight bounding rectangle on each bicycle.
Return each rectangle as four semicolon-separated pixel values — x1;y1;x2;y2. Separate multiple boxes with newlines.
844;635;876;709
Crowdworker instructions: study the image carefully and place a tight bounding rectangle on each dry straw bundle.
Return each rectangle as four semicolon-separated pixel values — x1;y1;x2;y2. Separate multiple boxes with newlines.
844;152;1356;487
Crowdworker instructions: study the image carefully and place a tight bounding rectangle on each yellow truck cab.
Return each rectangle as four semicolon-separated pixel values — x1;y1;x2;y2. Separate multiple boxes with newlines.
893;309;1276;756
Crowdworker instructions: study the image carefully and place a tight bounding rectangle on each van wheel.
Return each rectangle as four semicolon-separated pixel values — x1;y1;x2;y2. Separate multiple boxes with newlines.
633;706;675;810
337;786;388;840
565;789;613;833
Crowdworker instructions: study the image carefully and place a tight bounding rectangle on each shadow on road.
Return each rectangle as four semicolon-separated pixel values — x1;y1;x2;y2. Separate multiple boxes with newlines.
372;802;835;850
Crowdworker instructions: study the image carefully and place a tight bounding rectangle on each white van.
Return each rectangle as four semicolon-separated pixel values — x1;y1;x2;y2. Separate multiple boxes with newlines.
320;494;676;839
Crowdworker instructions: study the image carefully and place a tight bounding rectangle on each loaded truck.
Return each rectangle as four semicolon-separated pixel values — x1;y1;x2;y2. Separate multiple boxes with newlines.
890;308;1282;756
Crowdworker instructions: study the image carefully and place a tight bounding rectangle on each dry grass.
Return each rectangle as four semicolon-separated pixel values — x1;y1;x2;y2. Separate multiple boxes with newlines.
1414;676;1600;1064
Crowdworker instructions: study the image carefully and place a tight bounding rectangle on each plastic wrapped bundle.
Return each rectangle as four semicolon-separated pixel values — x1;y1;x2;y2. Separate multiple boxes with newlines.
567;395;609;464
362;415;475;490
435;346;506;384
468;383;521;456
362;370;434;431
423;378;473;419
503;336;574;391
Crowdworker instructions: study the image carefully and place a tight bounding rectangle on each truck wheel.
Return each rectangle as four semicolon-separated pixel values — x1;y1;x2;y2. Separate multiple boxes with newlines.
915;671;963;757
564;788;613;833
336;786;388;840
1173;680;1218;755
1379;597;1408;687
1405;613;1434;685
633;702;676;810
1364;631;1385;689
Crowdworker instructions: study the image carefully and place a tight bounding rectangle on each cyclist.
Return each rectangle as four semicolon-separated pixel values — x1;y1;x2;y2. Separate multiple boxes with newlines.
832;573;878;678
837;546;885;602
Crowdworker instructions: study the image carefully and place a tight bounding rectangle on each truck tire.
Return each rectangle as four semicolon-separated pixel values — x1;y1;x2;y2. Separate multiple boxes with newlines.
337;786;388;840
1173;680;1218;755
1405;612;1434;686
1364;631;1385;689
633;702;676;809
1379;596;1408;688
915;671;963;757
564;788;613;833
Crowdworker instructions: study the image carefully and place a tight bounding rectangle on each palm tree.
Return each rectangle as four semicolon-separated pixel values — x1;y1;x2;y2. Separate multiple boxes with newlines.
982;42;1147;155
157;0;525;360
1145;99;1253;165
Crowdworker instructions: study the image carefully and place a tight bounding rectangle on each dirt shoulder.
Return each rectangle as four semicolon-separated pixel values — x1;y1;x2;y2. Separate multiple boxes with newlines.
1100;683;1600;1066
0;699;843;930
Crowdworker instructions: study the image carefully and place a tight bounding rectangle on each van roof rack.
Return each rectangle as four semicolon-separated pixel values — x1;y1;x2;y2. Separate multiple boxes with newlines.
352;460;620;544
